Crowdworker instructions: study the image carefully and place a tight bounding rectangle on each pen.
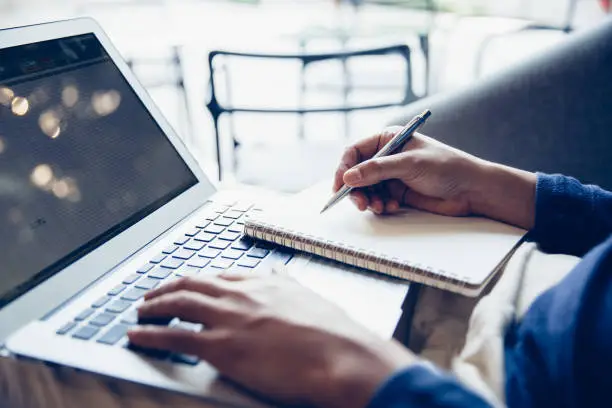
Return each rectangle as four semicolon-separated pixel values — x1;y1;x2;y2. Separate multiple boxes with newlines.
320;109;432;214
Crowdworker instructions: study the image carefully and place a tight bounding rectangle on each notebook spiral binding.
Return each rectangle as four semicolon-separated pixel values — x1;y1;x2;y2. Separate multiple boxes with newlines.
244;220;469;294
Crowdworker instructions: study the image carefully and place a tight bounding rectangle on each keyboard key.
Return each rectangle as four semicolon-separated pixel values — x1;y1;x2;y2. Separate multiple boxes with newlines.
92;295;112;308
210;258;234;269
90;312;116;327
184;228;200;237
187;258;210;268
194;232;216;243
222;249;244;260
106;300;132;313
208;239;230;250
148;268;172;279
218;231;240;242
236;219;245;225
176;265;201;277
137;263;155;274
198;248;221;259
183;241;205;251
195;220;210;229
233;202;253;212
72;325;99;340
121;310;138;325
205;213;219;221
127;343;170;360
122;273;140;284
237;257;260;268
247;248;270;259
150;254;167;264
214;217;234;227
228;224;244;233
275;249;295;265
162;244;179;254
232;238;254;251
97;324;129;345
256;241;275;250
161;258;185;269
226;265;256;275
135;277;160;290
172;249;195;260
172;320;202;332
171;353;200;366
211;205;229;214
108;284;127;296
173;236;190;245
75;308;95;321
204;224;225;234
56;321;76;335
121;287;148;301
224;210;243;219
138;315;174;326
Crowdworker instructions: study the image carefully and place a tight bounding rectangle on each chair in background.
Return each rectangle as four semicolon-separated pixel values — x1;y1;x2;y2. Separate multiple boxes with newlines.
205;45;419;180
311;0;436;95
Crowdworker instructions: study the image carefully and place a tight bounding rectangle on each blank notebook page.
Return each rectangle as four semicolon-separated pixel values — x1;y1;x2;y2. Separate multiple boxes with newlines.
249;182;526;288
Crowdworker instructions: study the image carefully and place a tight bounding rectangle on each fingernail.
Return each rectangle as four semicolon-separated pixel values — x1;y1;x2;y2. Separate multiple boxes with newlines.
344;168;362;184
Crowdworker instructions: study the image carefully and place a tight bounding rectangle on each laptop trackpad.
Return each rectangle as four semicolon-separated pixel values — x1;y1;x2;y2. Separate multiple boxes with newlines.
287;255;410;338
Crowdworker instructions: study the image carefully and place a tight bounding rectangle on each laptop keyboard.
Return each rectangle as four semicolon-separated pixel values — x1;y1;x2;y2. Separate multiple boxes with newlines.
53;200;293;365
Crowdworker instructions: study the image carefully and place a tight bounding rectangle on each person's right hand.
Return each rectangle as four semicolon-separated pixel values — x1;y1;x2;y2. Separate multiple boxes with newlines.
334;127;537;229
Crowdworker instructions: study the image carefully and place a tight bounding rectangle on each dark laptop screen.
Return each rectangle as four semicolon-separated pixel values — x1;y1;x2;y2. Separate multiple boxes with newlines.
0;33;198;307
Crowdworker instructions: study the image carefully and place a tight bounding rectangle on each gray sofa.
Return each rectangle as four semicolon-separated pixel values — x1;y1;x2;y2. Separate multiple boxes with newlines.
391;18;612;190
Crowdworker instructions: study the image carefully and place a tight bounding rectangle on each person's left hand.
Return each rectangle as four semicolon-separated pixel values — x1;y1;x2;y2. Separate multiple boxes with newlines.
127;271;417;408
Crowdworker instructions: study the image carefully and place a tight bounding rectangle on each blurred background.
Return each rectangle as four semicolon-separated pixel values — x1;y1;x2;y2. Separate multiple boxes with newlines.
1;0;609;192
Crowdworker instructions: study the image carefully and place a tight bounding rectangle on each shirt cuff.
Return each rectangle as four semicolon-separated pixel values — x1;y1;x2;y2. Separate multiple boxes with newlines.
367;363;491;408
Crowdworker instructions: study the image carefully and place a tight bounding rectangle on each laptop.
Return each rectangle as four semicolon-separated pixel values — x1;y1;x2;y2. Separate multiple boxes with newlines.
0;18;411;406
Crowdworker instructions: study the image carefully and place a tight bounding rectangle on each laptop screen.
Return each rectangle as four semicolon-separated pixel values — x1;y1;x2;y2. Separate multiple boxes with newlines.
0;34;198;307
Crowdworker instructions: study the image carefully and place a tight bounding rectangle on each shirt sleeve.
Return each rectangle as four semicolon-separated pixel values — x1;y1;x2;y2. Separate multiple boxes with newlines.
528;173;612;256
367;364;492;408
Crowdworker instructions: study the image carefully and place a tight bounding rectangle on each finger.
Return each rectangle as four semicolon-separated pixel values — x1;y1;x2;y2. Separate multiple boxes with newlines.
386;179;408;203
127;326;220;358
402;189;467;215
385;199;400;213
349;190;369;211
145;276;230;301
334;128;401;191
138;291;228;327
344;153;413;188
368;186;385;215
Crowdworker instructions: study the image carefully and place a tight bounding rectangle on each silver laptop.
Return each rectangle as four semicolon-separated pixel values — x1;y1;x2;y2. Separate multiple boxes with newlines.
0;18;410;407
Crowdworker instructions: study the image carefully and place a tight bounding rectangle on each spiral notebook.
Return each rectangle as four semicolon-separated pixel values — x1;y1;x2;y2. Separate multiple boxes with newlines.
244;183;526;297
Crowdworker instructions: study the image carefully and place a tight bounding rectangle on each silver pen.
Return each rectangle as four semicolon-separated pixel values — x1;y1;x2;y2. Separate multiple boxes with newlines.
320;109;431;214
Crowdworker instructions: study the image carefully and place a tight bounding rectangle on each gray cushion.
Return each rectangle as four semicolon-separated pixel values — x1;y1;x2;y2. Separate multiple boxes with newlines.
390;18;612;189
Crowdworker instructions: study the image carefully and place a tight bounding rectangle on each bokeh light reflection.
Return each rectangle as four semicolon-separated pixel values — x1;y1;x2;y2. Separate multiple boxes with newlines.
11;96;29;116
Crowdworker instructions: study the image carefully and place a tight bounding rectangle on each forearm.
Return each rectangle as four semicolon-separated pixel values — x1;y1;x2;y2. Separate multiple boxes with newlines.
469;160;537;230
468;162;612;256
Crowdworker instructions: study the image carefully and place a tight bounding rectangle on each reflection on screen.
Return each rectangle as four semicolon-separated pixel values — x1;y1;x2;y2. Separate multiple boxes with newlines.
0;34;197;306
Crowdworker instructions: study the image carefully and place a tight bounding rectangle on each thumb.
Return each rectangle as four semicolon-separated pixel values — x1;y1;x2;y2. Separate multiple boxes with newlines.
343;154;412;187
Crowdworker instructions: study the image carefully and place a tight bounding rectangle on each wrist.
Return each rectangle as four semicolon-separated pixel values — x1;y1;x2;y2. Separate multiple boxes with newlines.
468;160;537;229
320;340;417;408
